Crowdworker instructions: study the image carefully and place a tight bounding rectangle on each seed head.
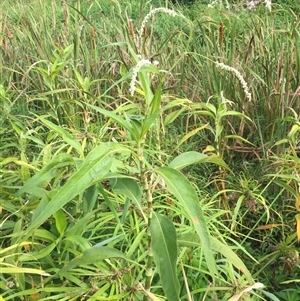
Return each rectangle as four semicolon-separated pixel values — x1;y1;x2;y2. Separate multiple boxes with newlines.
138;8;180;38
129;59;152;96
216;62;252;102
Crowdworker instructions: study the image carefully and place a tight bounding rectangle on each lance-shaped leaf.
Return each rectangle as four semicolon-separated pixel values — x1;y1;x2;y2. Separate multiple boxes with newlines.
177;233;254;284
58;246;130;275
17;153;74;196
86;103;140;141
111;178;143;212
155;167;217;279
150;213;180;301
38;116;84;157
25;143;131;233
168;151;229;171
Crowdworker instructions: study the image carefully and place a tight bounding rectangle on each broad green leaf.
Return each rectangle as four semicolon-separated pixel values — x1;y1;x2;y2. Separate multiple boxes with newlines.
223;111;252;121
150;213;180;301
111;176;146;221
58;246;130;275
111;178;142;208
33;229;57;243
53;209;67;235
20;152;30;183
38;116;84;157
83;184;98;214
25;143;130;233
168;151;229;171
155;167;217;279
177;233;253;284
17;153;75;196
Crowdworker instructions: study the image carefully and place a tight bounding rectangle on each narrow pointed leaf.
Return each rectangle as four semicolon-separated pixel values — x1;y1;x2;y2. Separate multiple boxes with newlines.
156;167;217;279
150;82;162;114
17;153;74;196
58;246;130;275
111;178;142;206
176;124;209;149
141;111;160;137
0;266;50;276
53;209;67;236
169;151;229;171
38;116;83;157
177;233;253;284
150;213;180;301
25;144;130;233
86;103;138;141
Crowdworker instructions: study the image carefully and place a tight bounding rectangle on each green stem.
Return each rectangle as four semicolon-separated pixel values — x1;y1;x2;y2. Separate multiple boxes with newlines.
138;139;154;301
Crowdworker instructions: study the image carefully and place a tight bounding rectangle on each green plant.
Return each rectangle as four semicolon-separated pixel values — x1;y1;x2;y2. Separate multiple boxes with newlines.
1;0;299;300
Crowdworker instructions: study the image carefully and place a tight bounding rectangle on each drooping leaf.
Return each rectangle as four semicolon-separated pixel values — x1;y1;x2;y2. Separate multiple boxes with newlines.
38;116;84;157
111;178;143;216
163;108;186;126
86;103;139;141
260;290;281;301
58;246;130;275
177;233;253;284
168;151;230;171
97;182;121;227
18;243;56;261
228;283;264;301
150;213;180;301
176;124;209;149
53;209;67;236
17;153;75;196
155;167;217;279
24;143;131;233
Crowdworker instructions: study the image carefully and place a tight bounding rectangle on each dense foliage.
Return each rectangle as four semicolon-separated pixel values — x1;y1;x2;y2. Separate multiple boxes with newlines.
1;0;300;300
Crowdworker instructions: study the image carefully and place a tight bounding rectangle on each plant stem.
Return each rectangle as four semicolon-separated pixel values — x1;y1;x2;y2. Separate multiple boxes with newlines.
138;139;154;301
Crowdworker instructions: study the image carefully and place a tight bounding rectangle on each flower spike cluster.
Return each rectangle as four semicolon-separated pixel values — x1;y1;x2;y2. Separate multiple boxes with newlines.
129;59;152;96
137;8;180;38
215;62;252;102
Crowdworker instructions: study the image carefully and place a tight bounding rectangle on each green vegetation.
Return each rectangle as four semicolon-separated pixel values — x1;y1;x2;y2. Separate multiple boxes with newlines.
0;0;299;300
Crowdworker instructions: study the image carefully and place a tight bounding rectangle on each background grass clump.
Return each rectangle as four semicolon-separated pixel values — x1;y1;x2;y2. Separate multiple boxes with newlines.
1;0;300;300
